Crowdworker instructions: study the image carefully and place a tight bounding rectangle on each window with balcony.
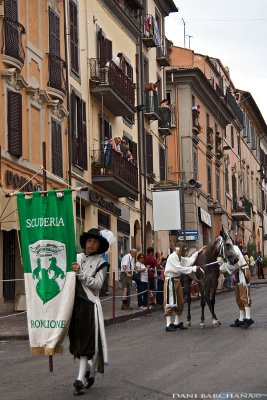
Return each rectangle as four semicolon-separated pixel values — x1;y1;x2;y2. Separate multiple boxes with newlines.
51;119;63;178
7;91;22;158
216;168;220;203
146;133;153;174
159;146;165;181
69;0;79;75
207;160;212;195
71;90;87;170
3;0;26;65
48;7;66;93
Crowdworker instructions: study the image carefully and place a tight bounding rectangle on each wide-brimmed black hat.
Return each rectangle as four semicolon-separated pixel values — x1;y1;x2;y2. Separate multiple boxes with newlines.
80;228;109;254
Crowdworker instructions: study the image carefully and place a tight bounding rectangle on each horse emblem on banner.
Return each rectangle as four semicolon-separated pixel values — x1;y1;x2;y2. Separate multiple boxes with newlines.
29;240;66;304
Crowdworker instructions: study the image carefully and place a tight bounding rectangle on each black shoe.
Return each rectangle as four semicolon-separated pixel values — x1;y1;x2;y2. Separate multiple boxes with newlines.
84;371;95;389
230;319;244;327
73;380;85;396
166;323;176;332
241;318;254;329
173;322;188;330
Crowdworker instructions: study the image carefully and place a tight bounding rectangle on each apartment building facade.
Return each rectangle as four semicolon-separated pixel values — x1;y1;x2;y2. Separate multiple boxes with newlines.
166;46;264;249
0;0;69;312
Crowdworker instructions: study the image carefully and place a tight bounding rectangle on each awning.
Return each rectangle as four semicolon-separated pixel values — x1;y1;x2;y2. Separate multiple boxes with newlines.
0;190;19;231
199;207;212;227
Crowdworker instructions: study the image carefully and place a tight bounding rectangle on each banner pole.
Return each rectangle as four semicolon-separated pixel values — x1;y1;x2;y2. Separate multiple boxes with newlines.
42;142;54;373
112;271;115;324
5;186;88;197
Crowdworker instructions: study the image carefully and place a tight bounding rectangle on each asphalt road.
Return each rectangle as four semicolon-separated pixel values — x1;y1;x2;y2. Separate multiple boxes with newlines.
1;285;267;400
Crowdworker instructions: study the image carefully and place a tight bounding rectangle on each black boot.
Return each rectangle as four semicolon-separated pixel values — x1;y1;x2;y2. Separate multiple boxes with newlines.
173;322;188;330
241;318;254;329
230;319;244;327
73;380;85;396
84;371;95;389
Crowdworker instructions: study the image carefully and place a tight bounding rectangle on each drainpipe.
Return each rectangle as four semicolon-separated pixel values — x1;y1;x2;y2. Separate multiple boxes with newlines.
136;32;145;251
63;0;72;187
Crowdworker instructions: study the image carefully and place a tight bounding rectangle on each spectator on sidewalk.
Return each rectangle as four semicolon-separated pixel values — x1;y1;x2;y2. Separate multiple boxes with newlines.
135;253;148;309
155;251;164;305
144;247;157;306
120;249;137;310
249;254;256;275
256;251;265;279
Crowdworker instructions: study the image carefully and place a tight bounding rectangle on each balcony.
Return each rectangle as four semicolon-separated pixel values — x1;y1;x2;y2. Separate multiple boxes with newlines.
89;58;135;117
91;150;138;200
144;92;160;121
192;109;201;135
142;14;160;47
232;198;252;221
156;36;172;66
207;127;214;149
2;17;26;69
226;87;244;125
158;107;172;136
47;54;67;97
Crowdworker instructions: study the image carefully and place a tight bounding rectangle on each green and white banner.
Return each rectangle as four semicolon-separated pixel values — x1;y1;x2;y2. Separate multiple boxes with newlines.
17;189;76;355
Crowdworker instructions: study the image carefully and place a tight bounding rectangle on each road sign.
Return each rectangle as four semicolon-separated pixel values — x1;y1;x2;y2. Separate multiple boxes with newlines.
178;230;199;241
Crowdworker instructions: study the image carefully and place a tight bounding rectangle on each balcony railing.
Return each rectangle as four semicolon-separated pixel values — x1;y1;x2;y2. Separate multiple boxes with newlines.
89;58;135;115
91;149;138;199
232;198;252;221
156;36;171;66
143;14;160;47
144;92;160;120
207;127;214;148
48;54;67;94
226;87;243;125
158;107;172;135
114;0;142;24
2;17;26;65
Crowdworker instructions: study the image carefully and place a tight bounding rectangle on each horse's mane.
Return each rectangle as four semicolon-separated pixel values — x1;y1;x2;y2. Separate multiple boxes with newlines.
192;236;222;267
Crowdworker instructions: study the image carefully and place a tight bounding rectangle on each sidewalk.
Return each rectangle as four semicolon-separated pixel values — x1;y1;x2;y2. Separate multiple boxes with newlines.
0;275;266;341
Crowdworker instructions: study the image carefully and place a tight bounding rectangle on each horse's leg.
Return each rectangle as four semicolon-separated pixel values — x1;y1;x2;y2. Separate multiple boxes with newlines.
185;280;192;327
205;289;221;327
200;287;206;328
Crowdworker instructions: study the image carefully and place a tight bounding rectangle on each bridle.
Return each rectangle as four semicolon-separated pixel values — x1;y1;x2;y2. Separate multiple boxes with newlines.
200;236;226;267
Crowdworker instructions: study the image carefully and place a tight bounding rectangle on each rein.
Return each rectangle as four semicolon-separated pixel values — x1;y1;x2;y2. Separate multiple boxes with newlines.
200;238;225;267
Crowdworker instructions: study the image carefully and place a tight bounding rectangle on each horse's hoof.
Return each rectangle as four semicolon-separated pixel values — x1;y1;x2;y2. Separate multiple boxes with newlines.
200;323;205;329
213;320;221;327
186;321;191;327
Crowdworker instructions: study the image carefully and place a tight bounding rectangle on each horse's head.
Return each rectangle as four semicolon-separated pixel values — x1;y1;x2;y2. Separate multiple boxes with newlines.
218;231;239;265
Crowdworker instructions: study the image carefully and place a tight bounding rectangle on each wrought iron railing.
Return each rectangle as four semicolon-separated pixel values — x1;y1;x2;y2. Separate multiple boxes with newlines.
48;54;67;94
232;197;252;218
89;58;135;108
144;92;159;114
158;107;171;129
226;87;243;125
156;36;171;59
2;17;26;64
92;149;138;190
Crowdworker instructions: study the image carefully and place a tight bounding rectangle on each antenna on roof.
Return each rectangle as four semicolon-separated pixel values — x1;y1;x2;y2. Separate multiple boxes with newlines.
182;18;186;47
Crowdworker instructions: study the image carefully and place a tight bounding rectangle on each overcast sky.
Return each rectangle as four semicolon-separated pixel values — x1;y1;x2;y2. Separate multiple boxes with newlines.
165;0;267;123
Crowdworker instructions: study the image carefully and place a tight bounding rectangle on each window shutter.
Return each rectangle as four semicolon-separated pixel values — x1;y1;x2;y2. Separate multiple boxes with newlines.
105;38;112;64
71;90;77;165
130;141;137;164
8;91;22;157
82;100;88;170
98;28;106;67
49;7;60;56
146;133;153;173
4;0;18;20
51;119;63;177
69;0;79;73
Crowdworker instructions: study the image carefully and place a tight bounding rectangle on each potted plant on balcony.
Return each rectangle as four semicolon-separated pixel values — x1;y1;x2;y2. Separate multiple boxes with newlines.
147;172;156;185
216;149;224;159
91;160;101;175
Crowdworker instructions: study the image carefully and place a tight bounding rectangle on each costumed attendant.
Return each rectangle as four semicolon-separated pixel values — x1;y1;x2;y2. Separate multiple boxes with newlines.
219;245;254;329
69;228;115;396
164;245;204;331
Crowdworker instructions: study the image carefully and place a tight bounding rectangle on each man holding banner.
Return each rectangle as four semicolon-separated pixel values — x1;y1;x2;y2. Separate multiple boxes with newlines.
69;228;111;396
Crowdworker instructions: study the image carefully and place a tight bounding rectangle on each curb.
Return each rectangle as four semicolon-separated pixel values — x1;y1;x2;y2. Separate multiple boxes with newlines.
1;283;265;341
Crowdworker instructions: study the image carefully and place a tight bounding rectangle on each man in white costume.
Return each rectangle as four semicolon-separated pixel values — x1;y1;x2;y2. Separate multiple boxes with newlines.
219;244;254;329
164;245;204;331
